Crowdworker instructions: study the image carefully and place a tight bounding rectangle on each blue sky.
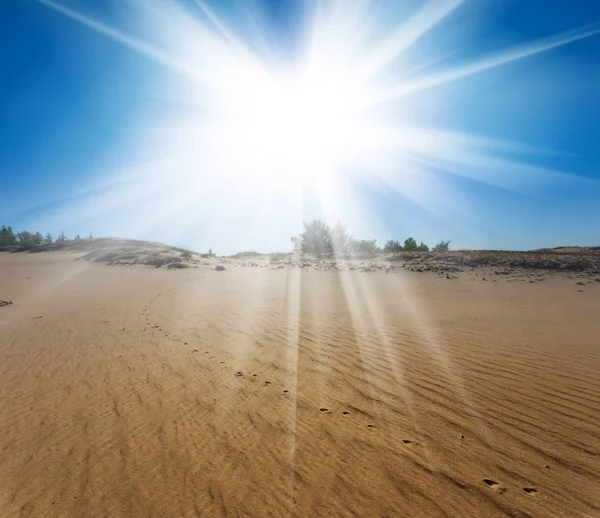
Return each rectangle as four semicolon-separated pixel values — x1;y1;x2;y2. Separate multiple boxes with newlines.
2;0;600;253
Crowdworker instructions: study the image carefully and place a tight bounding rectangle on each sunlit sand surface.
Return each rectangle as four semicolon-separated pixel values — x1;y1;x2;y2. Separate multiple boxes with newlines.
1;247;599;516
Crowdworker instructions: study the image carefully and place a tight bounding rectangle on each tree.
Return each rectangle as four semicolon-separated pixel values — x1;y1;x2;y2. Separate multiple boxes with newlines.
417;242;429;252
291;236;301;253
432;239;451;252
0;225;16;246
56;233;67;242
44;233;53;245
403;237;418;251
16;231;43;247
330;222;350;253
297;219;332;255
348;238;378;254
383;240;403;252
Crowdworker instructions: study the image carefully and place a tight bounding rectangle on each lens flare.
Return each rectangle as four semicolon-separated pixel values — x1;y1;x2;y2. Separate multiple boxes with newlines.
38;0;600;251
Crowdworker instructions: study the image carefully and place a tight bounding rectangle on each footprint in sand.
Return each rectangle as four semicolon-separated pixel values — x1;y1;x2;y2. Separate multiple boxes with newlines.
342;411;350;415
319;408;330;413
367;424;375;429
402;440;413;444
483;479;500;489
523;487;538;495
283;390;289;394
482;479;508;493
235;372;243;377
264;381;271;385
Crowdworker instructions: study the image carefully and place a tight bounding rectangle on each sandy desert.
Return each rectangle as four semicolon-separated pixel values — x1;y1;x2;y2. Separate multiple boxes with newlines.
1;241;599;517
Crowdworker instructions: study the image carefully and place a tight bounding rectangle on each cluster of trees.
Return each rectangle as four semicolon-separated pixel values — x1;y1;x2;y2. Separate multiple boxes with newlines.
292;220;450;255
383;238;451;252
291;220;378;254
383;238;428;252
0;225;79;248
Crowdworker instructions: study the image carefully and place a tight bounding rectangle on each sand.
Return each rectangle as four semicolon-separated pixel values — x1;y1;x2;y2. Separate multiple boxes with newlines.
1;247;599;517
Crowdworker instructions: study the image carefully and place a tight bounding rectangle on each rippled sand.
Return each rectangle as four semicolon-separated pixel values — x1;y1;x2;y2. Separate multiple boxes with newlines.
1;251;599;517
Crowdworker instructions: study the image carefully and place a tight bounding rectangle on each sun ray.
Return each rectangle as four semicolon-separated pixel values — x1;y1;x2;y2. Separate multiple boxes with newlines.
376;21;600;103
357;0;465;79
37;0;600;259
40;0;201;80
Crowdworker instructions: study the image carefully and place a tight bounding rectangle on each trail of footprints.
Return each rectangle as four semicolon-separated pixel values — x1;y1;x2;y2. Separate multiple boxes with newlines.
483;477;539;496
141;293;543;502
236;366;543;499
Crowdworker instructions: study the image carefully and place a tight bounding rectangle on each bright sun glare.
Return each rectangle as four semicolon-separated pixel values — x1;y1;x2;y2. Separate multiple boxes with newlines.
40;0;600;243
219;66;375;177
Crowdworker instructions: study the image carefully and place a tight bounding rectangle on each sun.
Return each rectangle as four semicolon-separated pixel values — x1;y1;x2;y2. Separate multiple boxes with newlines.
204;62;379;181
41;0;600;230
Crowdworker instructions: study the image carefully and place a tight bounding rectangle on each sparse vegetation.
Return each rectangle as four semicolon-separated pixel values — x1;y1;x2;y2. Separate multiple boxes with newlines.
0;225;16;246
296;219;335;254
13;231;43;247
1;220;452;267
291;219;446;256
1;226;67;249
403;237;418;251
0;225;102;249
384;240;403;252
292;219;381;256
432;239;451;252
348;238;379;254
331;222;351;252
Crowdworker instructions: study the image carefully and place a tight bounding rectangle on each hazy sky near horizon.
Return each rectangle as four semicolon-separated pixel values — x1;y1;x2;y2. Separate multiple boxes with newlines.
2;0;600;253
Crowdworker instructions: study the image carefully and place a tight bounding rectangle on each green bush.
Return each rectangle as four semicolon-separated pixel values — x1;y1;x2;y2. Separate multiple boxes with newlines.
349;238;378;254
432;240;451;252
403;237;418;251
331;222;350;252
291;221;446;257
0;225;16;246
297;219;333;255
384;240;403;252
16;231;43;247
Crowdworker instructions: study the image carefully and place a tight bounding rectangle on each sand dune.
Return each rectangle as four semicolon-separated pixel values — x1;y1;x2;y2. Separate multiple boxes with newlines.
1;247;599;517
